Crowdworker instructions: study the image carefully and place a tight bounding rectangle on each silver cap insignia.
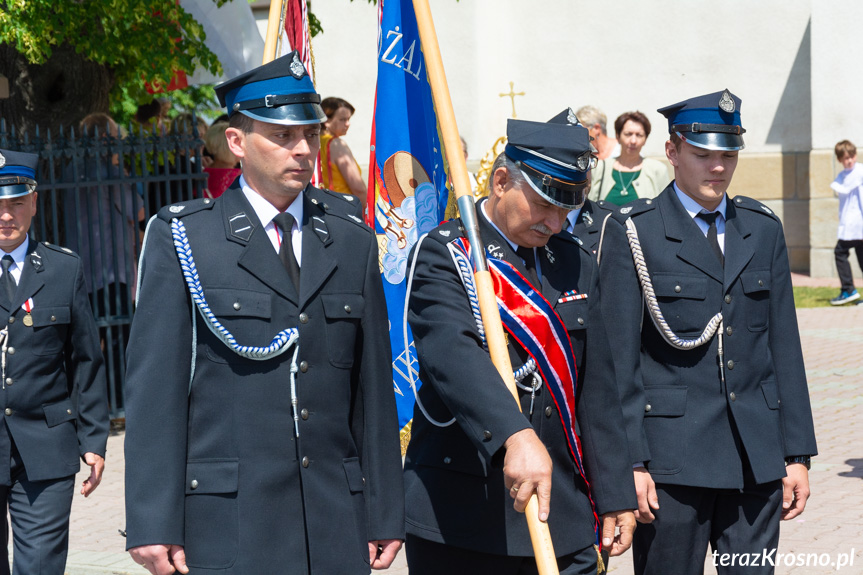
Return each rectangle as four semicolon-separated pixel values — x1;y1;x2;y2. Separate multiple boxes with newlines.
566;108;578;125
0;152;5;168
290;53;306;79
719;90;735;113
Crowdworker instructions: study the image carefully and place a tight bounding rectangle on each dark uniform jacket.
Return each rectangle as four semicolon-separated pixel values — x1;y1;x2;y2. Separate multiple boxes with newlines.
124;186;404;574
404;201;636;557
569;199;614;258
600;185;817;487
0;240;108;485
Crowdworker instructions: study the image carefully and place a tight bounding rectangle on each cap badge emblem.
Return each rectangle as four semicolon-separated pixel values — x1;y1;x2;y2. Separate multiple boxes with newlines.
719;90;735;113
169;205;185;213
566;108;578;125
290;53;306;79
0;152;5;168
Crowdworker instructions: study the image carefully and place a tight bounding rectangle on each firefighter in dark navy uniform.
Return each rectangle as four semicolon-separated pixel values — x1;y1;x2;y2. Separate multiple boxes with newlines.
123;52;404;575
0;149;109;575
404;110;636;575
599;90;817;575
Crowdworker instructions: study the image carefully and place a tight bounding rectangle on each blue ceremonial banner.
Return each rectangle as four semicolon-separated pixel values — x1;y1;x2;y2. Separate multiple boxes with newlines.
368;0;450;454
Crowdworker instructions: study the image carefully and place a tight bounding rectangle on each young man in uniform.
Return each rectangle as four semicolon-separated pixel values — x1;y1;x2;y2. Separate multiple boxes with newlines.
599;90;817;575
124;53;404;575
404;110;636;574
0;149;109;574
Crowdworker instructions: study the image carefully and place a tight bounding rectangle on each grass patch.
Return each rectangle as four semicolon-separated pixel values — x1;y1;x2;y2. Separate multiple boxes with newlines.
793;287;847;308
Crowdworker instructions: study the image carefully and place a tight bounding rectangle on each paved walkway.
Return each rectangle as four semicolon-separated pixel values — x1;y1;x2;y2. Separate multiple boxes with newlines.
53;306;862;574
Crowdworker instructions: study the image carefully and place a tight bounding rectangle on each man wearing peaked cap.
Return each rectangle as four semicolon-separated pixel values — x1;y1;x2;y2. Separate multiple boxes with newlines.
598;90;817;574
0;149;109;574
403;110;636;574
124;52;404;574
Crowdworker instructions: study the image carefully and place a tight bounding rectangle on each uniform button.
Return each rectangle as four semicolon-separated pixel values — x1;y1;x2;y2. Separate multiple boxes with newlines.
3;408;10;416
645;404;652;412
758;280;764;287
301;408;309;420
724;295;732;304
443;457;452;464
545;406;553;417
233;302;241;310
302;456;310;468
8;317;13;324
344;305;352;314
299;313;309;324
577;317;584;325
729;392;737;401
727;360;735;370
6;347;13;355
50;315;56;322
66;409;72;414
726;326;733;336
203;198;211;204
299;361;309;373
674;285;682;293
483;430;492;440
190;479;199;490
323;203;330;210
5;378;12;386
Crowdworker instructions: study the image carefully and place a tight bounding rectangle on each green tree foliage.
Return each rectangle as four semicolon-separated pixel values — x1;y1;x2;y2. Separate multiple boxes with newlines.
0;0;223;132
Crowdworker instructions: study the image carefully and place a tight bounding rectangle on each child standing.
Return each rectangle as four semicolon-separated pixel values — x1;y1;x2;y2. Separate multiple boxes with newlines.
830;140;863;305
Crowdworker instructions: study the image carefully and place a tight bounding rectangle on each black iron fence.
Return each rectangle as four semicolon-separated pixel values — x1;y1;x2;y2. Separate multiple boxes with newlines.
0;118;209;418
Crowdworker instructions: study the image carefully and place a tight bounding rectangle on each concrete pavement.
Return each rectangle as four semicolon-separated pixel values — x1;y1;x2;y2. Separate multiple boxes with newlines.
53;305;863;574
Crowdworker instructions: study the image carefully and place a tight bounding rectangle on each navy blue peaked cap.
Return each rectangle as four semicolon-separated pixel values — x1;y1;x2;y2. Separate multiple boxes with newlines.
215;51;326;126
658;89;746;151
0;149;38;198
504;108;594;209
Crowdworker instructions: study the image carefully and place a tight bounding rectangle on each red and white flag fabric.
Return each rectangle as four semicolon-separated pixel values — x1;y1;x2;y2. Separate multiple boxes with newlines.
278;0;314;84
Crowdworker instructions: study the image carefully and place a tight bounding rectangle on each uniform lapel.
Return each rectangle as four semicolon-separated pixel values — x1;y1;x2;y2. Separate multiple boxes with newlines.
10;240;45;312
660;188;724;283
298;191;337;310
572;201;601;253
539;238;569;306
722;200;754;292
222;188;299;304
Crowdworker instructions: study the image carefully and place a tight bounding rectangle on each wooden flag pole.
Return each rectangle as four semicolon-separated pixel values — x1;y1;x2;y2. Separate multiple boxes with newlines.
411;1;559;573
263;0;287;64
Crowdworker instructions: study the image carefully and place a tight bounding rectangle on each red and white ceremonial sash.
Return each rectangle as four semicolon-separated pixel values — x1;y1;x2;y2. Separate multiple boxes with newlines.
451;237;601;545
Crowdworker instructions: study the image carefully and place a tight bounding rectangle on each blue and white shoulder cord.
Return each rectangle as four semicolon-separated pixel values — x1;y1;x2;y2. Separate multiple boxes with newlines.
137;216;303;437
403;234;543;429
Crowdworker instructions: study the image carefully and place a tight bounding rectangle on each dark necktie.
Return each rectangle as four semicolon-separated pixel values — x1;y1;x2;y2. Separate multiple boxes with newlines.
516;246;540;288
272;212;301;290
1;255;17;303
696;212;724;267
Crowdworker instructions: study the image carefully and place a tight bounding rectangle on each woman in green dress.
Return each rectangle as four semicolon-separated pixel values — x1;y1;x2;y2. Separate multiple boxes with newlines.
588;111;671;206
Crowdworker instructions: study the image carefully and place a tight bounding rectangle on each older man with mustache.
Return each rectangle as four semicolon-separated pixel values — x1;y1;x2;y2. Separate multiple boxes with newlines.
403;110;636;574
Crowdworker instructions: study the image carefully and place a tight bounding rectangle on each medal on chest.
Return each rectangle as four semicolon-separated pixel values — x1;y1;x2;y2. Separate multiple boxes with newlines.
21;298;34;327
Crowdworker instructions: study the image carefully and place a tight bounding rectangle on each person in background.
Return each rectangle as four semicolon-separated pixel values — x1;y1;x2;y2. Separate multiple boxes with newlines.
202;121;241;199
320;97;367;208
589;111;671;206
0;148;109;575
829;140;863;305
576;105;618;160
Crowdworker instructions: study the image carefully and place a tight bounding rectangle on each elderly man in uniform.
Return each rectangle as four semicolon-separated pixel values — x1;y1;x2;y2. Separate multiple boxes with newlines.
124;52;404;575
404;110;636;574
599;90;817;575
0;149;108;574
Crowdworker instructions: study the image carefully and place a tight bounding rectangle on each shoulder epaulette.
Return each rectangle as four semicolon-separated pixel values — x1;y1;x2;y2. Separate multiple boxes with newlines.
731;195;780;222
40;242;80;259
156;197;215;222
426;219;464;245
610;197;656;223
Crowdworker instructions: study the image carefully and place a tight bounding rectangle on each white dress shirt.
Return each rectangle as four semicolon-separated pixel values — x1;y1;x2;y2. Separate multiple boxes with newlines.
0;238;31;284
674;182;727;254
241;176;303;265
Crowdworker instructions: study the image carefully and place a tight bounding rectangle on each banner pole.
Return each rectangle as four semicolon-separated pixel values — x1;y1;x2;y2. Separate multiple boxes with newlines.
411;1;559;573
263;0;287;64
